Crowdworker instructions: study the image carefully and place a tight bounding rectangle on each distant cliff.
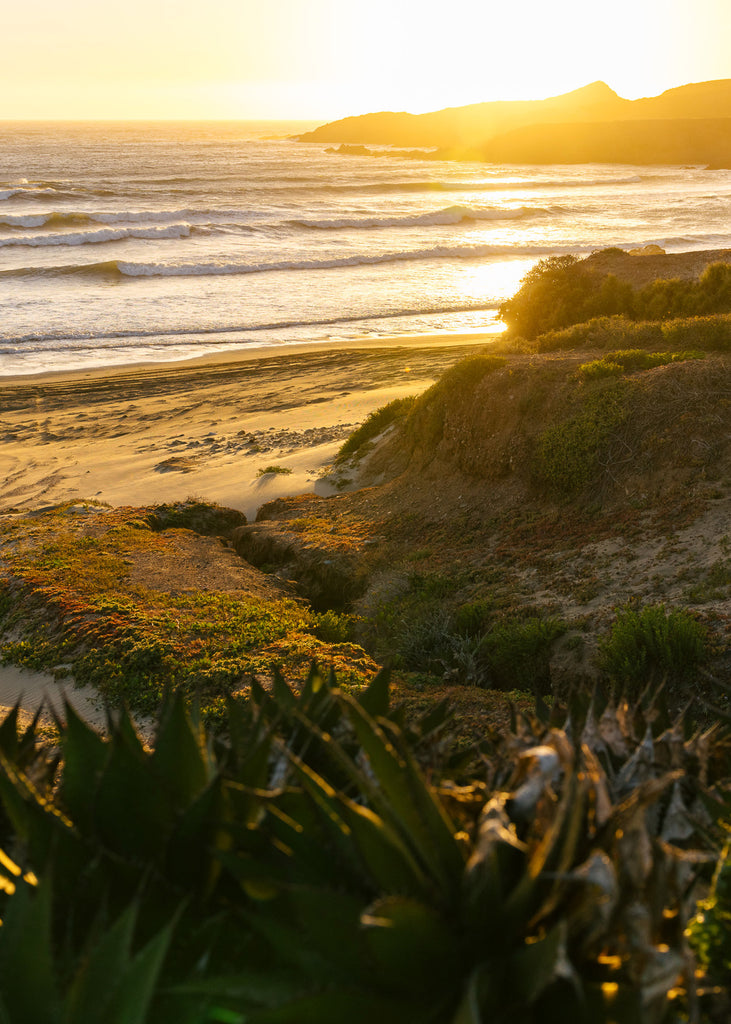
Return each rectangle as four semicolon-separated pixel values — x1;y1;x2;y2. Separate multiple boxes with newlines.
299;79;731;166
481;117;731;167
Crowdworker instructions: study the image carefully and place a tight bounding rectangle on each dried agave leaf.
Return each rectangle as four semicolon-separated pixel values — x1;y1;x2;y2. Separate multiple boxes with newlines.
581;744;614;829
614;725;656;793
579;703;607;759
597;701;630;759
622;900;654;957
568;850;619;945
510;745;562;820
660;781;695;843
616;810;654;889
637;947;686;1014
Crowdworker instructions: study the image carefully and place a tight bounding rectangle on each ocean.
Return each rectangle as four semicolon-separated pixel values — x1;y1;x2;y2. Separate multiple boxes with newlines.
2;120;731;376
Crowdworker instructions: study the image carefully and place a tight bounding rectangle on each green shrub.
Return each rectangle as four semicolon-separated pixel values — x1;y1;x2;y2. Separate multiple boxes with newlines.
407;354;506;449
257;464;292;476
598;602;707;690
634;261;731;319
311;609;355;643
577;349;704;378
477;615;566;691
146;500;246;535
577;359;623;379
534;381;631;493
661;313;731;352
452;597;496;638
499;256;633;339
688;841;731;993
394;606;455;673
536;315;665;352
502;256;731;340
336;396;416;463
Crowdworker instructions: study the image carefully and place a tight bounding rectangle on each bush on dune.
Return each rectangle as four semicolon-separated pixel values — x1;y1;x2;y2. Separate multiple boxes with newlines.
336;395;416;464
598;602;707;694
501;253;731;341
499;255;633;339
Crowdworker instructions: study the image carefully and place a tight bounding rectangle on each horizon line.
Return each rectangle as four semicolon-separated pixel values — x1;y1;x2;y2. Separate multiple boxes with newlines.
2;76;729;126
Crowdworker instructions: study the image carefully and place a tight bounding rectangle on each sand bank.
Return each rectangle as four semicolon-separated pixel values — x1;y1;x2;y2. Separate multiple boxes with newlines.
0;335;487;519
0;663;106;729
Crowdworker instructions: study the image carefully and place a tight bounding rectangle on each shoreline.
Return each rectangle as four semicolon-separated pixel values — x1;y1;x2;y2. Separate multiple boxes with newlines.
0;333;491;518
0;327;502;386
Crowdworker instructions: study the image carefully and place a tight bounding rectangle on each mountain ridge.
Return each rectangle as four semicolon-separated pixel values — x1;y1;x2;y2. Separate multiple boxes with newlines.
298;79;731;164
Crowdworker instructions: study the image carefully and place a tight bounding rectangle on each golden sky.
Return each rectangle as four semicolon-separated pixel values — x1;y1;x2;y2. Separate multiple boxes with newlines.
2;0;730;120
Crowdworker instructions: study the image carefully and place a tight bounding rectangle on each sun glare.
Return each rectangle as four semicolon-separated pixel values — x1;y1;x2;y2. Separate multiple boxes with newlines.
0;0;729;119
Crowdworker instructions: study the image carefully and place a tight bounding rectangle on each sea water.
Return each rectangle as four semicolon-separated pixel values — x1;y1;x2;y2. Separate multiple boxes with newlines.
1;120;730;375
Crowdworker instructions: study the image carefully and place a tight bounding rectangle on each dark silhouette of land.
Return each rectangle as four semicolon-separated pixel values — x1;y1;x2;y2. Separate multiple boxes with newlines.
299;79;731;166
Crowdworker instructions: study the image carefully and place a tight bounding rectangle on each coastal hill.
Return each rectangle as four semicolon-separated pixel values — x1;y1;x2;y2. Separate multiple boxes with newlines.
231;249;731;691
299;78;731;165
0;249;728;723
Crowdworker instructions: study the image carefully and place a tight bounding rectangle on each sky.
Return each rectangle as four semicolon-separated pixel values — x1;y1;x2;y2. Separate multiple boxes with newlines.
2;0;731;121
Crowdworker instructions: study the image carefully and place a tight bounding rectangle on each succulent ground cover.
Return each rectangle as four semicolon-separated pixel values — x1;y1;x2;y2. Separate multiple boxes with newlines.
0;501;378;719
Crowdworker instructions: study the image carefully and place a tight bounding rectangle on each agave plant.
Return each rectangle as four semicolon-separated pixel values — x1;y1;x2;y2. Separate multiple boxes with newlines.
0;866;175;1024
173;685;723;1023
0;671;726;1023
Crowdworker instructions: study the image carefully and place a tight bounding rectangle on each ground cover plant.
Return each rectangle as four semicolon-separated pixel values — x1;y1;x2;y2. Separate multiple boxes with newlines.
533;380;632;494
576;349;704;379
336;395;416;463
0;503;376;717
0;667;730;1022
529;314;731;355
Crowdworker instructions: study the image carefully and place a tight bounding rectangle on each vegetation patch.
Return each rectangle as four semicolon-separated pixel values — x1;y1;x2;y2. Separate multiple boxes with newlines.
0;504;375;717
684;559;731;604
598;602;707;692
500;253;731;340
405;354;506;449
534;380;632;494
0;667;725;1021
577;348;704;378
335;395;415;463
256;464;293;477
476;615;566;692
146;498;246;535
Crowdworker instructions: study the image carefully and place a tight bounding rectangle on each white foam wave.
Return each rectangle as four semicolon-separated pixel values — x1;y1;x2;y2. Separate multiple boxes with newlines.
0;186;61;201
0;213;48;228
0;223;192;248
0;207;262;234
115;241;583;278
4;300;499;348
291;204;552;230
92;207;249;225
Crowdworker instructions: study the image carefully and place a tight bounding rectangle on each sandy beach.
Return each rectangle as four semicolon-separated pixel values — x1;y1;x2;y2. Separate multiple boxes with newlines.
0;333;489;722
0;335;485;520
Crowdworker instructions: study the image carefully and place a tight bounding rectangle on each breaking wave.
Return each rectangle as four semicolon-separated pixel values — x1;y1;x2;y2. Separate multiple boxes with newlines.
0;223;193;248
289;204;558;230
0;242;588;281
